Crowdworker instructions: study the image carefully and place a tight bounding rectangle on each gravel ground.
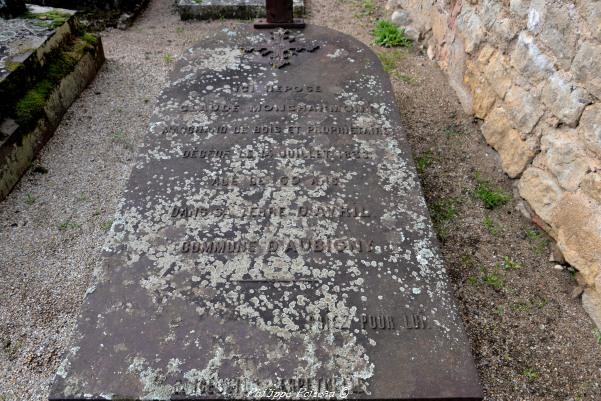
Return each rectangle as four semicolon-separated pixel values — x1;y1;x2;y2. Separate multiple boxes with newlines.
1;0;600;400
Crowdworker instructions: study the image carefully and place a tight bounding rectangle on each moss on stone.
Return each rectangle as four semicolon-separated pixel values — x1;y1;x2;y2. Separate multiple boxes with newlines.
25;10;71;29
47;51;79;82
13;36;96;127
15;80;54;124
5;61;22;72
81;33;99;46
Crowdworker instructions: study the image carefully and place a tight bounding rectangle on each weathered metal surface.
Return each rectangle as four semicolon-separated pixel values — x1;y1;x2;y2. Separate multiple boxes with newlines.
254;0;305;29
50;25;483;400
265;0;293;23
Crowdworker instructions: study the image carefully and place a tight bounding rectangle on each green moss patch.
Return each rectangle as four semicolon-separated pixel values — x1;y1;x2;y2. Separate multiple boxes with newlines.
13;34;99;127
5;61;22;72
25;10;71;29
15;80;54;125
82;33;99;46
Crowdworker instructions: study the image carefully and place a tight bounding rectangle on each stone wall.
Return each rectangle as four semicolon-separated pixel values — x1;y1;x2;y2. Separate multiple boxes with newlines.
387;0;601;326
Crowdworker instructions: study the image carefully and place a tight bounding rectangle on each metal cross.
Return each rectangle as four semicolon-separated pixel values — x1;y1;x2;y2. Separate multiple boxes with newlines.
243;29;319;69
254;0;305;29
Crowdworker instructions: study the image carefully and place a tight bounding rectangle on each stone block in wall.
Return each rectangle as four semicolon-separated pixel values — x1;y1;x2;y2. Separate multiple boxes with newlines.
504;85;544;134
542;72;591;127
572;41;601;100
579;103;601;158
579;0;601;41
482;51;513;99
510;0;530;18
581;172;601;204
391;10;411;26
518;166;564;223
430;6;449;48
385;0;401;11
480;0;503;29
541;128;595;192
398;0;436;36
481;0;519;45
481;107;537;177
528;0;580;70
465;60;496;119
447;38;472;113
456;5;485;54
583;289;601;331
511;31;555;84
551;192;601;290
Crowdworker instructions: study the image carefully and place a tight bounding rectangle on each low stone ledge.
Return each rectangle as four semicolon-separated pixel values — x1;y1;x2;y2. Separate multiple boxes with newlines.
177;0;304;21
0;30;105;200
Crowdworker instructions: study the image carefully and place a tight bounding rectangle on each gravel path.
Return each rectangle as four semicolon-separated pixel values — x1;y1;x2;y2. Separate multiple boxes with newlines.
1;0;600;400
0;1;222;398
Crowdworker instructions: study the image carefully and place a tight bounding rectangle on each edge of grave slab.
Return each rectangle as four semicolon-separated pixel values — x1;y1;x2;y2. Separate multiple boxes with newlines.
177;0;304;21
0;8;104;200
48;24;483;401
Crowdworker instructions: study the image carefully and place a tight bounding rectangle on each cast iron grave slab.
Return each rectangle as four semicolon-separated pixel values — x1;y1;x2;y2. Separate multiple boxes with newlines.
50;25;483;401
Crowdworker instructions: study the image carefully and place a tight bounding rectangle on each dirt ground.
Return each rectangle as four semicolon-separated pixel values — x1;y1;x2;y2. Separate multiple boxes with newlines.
0;0;600;400
309;1;601;400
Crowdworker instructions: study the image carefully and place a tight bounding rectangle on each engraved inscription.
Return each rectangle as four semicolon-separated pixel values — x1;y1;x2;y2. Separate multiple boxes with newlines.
181;239;376;254
201;175;340;188
360;313;430;331
170;205;371;219
161;125;392;136
182;148;373;161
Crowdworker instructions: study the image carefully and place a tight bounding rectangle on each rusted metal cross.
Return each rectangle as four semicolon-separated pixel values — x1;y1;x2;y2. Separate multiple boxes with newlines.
243;29;319;68
254;0;305;29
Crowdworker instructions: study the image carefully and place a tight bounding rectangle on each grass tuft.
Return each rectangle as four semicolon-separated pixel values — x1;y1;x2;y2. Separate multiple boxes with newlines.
377;50;414;83
483;216;500;236
483;272;505;290
444;124;464;137
525;228;549;255
59;220;81;231
25;193;37;205
499;256;523;271
430;197;459;241
415;150;434;174
474;175;511;209
522;368;540;381
372;20;412;48
593;329;601;344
